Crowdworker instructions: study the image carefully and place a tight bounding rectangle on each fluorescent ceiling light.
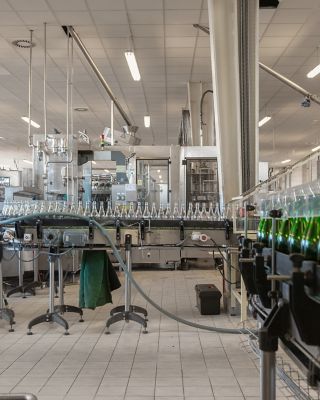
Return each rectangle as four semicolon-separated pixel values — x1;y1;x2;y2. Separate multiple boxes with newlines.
22;159;33;165
157;169;161;173
104;169;110;173
258;116;271;127
312;145;320;152
144;115;150;128
0;137;5;140
92;161;96;164
21;116;40;128
307;64;320;78
159;175;162;179
281;159;291;164
124;51;141;81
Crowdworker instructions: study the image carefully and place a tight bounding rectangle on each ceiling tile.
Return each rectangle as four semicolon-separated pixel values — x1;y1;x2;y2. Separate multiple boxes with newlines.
279;0;319;8
47;0;87;11
260;47;284;57
88;0;125;10
164;0;202;9
54;11;92;25
0;11;22;25
97;25;130;37
131;24;164;37
166;37;196;48
91;11;127;25
260;36;292;48
102;37;128;49
166;47;194;57
134;37;164;49
259;9;276;23
165;10;200;24
197;36;210;48
264;24;302;37
165;24;197;37
126;0;163;10
18;11;57;25
128;10;163;24
10;0;49;11
272;9;312;24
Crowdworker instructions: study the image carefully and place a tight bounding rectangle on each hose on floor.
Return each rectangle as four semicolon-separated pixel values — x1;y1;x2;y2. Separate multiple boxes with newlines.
0;213;255;335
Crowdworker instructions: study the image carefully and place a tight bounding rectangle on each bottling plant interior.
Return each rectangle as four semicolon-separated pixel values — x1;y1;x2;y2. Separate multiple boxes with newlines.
0;1;319;400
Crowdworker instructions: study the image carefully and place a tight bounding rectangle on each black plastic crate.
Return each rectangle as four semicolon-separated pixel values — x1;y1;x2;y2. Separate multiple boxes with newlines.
195;284;222;315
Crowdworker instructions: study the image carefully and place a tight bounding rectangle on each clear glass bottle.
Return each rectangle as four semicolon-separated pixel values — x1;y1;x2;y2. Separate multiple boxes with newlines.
105;201;113;218
150;202;157;219
77;201;84;215
70;202;76;214
91;201;98;217
128;202;135;219
54;201;61;214
17;202;25;216
84;201;91;216
98;201;105;218
158;203;165;219
143;202;150;218
200;203;207;220
135;202;143;218
193;202;201;220
48;201;54;213
24;201;32;215
61;201;68;214
180;204;186;219
7;202;14;216
187;203;193;220
165;203;172;219
1;201;8;216
114;203;121;218
121;204;127;219
172;202;180;219
214;203;221;220
208;202;215;220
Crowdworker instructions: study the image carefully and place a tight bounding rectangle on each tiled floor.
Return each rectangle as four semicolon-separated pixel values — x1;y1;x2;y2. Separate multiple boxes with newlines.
0;268;290;400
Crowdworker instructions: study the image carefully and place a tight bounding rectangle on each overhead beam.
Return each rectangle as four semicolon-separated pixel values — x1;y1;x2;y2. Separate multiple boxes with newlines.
62;25;132;127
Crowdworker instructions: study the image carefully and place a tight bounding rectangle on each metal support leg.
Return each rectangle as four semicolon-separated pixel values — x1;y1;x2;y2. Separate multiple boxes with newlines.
54;257;83;322
7;249;39;298
27;249;69;335
260;350;276;400
106;234;148;334
0;257;15;332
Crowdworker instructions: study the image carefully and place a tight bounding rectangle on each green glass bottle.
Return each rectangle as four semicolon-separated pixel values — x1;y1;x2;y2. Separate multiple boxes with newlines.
261;218;272;246
303;217;320;261
276;218;290;254
288;217;307;254
257;218;265;242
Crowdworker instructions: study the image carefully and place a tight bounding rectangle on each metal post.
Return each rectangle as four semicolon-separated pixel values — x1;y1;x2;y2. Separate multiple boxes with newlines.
244;202;248;239
125;234;132;313
0;262;3;308
111;99;114;146
33;249;38;282
18;250;23;287
58;257;64;306
48;258;55;314
260;350;276;400
271;217;276;294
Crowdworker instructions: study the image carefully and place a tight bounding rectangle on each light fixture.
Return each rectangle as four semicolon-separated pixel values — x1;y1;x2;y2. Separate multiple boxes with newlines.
281;159;291;164
157;169;161;173
92;161;96;165
258;116;271;127
312;145;320;152
21;116;40;128
74;107;88;112
144;115;150;128
22;159;33;165
307;64;320;78
0;137;5;140
124;51;141;81
159;175;162;179
104;169;110;173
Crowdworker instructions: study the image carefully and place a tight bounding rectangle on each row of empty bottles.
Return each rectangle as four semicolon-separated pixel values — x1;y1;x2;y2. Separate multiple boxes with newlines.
1;200;224;221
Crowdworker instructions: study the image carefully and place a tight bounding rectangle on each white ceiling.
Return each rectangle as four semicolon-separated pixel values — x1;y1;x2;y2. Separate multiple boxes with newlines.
0;0;320;167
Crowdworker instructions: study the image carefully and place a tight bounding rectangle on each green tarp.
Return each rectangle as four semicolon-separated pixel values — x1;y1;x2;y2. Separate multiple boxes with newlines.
79;250;121;309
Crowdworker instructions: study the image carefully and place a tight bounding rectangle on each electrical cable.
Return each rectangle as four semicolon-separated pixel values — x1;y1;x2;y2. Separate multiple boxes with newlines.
207;236;240;271
0;212;255;335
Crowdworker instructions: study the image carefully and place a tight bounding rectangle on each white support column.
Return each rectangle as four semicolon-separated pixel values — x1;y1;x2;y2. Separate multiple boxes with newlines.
208;0;242;205
187;81;202;146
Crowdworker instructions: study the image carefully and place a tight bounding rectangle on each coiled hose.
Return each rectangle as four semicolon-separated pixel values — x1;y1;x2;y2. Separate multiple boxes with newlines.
0;212;254;335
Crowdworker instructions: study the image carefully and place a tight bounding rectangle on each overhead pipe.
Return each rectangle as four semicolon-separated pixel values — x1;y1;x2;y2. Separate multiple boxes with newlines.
28;29;34;148
193;24;320;107
43;23;47;142
63;25;132;126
